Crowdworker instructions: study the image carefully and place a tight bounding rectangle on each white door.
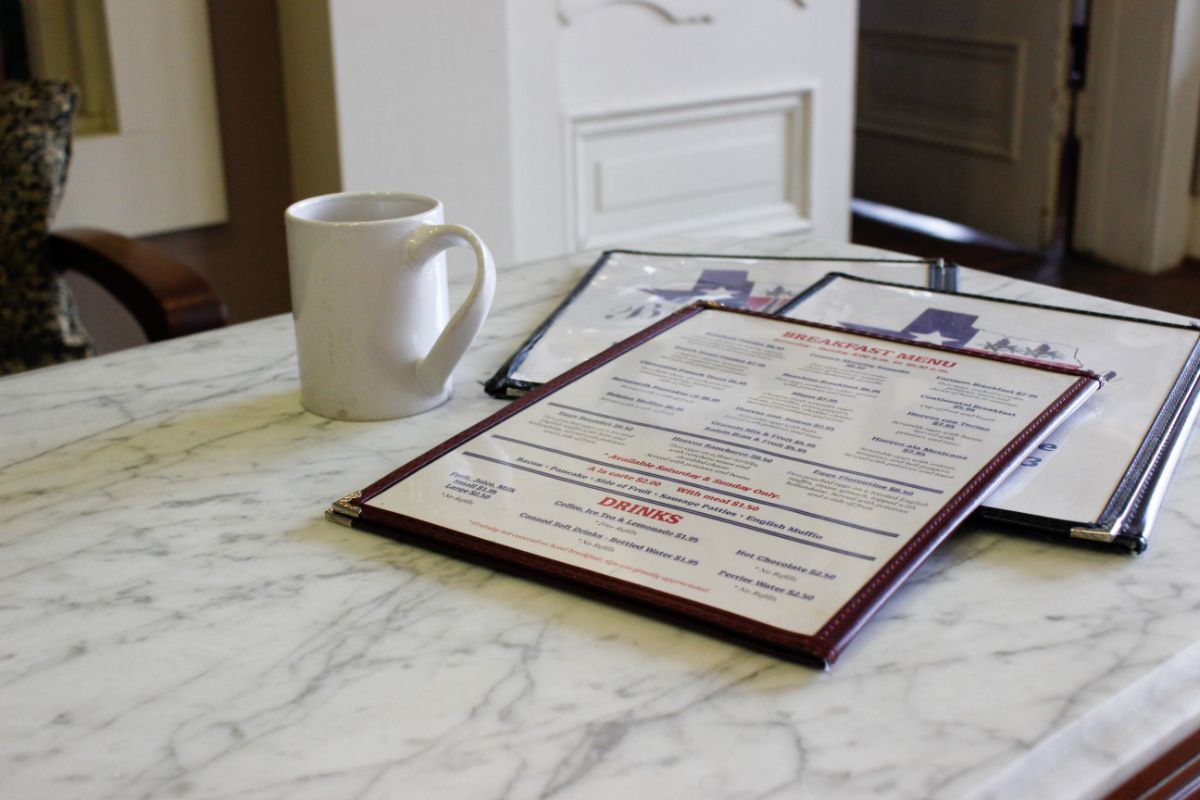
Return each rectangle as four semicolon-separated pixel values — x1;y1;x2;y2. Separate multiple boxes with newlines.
854;0;1074;249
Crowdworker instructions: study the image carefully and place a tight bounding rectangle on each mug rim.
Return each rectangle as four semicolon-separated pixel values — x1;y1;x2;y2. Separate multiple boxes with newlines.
286;191;443;226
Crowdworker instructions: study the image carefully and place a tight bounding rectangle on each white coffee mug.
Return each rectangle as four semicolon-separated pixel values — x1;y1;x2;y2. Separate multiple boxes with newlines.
285;191;496;420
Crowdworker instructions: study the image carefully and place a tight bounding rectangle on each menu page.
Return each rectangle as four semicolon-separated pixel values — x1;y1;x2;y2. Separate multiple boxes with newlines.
499;250;943;394
779;274;1200;535
365;309;1096;648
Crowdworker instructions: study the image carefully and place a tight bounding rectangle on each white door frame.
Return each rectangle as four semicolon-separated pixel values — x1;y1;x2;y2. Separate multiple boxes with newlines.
1073;0;1200;273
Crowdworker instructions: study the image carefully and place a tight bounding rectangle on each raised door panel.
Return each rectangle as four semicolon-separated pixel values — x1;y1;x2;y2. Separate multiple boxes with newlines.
556;0;856;248
569;92;811;247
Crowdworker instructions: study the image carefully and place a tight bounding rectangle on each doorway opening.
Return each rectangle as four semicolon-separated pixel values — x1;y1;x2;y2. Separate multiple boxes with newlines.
852;0;1089;261
850;2;1200;317
1054;0;1091;259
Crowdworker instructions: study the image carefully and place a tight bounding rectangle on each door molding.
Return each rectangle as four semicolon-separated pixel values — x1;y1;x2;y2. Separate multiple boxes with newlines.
858;30;1024;161
565;89;814;249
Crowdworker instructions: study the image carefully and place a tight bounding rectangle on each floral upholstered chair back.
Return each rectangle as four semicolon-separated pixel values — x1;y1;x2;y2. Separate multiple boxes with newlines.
0;79;96;375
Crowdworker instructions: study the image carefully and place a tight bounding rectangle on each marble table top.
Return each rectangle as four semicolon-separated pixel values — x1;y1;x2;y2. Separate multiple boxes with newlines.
3;236;1199;800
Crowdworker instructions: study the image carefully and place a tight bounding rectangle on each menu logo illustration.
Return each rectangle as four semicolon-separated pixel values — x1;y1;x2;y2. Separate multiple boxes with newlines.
607;269;796;321
841;307;1104;374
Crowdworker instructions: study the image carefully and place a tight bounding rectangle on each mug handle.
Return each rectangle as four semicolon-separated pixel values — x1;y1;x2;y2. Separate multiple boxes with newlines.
406;223;497;394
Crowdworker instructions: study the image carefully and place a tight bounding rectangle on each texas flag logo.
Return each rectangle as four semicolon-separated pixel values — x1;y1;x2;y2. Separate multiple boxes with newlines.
844;308;981;348
843;307;1091;372
607;268;798;320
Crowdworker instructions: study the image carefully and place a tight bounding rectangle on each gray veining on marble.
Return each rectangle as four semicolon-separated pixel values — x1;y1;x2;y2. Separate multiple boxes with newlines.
2;236;1199;799
968;637;1200;800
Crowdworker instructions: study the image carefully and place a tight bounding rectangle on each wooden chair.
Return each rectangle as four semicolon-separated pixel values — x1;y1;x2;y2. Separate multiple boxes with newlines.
48;228;227;344
1;79;226;375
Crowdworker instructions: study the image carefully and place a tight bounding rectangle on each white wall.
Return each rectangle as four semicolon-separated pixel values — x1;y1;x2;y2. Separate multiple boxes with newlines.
54;0;226;236
505;2;568;262
325;1;519;263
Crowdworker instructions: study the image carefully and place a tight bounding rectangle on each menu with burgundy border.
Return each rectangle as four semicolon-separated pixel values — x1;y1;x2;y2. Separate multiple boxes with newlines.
334;305;1100;666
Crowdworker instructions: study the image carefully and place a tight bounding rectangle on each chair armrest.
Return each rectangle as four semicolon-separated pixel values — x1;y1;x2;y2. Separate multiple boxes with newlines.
48;228;228;342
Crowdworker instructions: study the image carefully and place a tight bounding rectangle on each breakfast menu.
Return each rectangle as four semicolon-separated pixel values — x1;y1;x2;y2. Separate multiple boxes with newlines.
340;306;1099;665
778;273;1200;551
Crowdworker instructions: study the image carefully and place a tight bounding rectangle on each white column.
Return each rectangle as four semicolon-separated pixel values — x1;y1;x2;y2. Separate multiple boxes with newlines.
1075;0;1200;273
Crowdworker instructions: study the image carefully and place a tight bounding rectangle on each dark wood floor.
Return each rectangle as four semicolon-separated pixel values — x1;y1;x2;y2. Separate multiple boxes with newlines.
851;209;1200;319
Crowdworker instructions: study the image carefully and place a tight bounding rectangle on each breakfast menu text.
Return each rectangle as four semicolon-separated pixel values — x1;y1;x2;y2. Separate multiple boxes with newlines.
359;307;1097;660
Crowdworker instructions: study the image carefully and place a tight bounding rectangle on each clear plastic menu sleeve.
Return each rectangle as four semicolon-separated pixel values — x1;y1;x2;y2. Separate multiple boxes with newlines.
485;249;956;398
779;274;1200;552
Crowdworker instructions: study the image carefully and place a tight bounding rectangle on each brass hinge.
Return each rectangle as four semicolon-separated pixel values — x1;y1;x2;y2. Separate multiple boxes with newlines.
1069;524;1114;543
325;491;363;527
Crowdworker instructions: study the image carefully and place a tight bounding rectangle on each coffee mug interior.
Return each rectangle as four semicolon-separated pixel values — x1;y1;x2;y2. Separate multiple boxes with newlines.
292;193;438;224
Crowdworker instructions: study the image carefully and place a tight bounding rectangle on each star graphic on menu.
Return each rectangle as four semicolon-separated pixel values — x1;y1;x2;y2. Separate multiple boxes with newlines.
908;329;954;345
